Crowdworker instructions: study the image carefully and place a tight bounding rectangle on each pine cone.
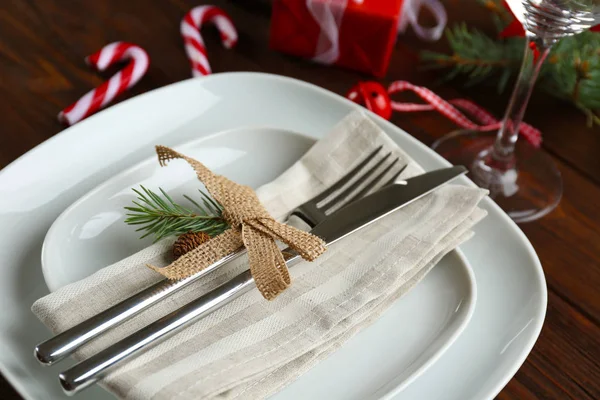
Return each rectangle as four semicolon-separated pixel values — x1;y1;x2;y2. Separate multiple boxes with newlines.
173;232;211;259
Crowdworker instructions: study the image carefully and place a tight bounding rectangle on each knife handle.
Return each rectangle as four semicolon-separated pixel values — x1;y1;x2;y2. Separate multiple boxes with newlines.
34;246;247;366
59;253;302;395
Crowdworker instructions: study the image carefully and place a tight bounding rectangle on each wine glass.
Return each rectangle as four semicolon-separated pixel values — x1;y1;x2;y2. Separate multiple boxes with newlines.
432;0;600;222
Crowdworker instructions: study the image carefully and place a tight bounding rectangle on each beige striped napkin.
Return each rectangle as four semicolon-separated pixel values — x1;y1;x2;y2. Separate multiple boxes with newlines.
32;111;487;400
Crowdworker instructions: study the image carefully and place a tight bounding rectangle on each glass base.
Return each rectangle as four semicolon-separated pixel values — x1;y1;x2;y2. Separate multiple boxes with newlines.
432;130;562;223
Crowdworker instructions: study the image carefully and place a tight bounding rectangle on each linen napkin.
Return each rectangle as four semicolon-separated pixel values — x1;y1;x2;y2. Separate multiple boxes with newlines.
32;111;487;400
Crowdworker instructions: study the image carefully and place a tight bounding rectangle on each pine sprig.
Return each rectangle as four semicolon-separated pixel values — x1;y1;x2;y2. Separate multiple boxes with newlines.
124;186;229;242
421;22;523;91
543;31;600;125
421;0;600;124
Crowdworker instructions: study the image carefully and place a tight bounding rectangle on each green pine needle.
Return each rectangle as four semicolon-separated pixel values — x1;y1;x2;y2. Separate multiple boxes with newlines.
420;22;523;93
124;186;229;242
420;0;600;124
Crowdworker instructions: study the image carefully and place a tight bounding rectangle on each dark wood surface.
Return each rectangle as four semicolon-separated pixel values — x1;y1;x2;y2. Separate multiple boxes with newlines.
1;1;599;399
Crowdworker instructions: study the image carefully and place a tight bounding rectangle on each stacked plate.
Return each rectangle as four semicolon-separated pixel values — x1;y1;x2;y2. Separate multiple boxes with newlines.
0;73;546;399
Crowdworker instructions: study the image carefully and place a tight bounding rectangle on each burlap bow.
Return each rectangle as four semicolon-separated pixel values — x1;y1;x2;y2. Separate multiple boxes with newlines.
148;146;327;300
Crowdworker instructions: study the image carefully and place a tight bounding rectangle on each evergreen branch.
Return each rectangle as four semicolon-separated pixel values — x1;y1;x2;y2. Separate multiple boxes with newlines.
124;186;229;242
421;22;523;92
420;0;600;125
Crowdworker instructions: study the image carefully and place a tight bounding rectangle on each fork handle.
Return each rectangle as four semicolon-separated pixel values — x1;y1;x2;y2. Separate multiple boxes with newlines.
59;253;302;395
34;246;247;366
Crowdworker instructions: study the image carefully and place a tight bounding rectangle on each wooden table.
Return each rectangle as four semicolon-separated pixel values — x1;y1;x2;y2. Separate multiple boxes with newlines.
1;1;598;399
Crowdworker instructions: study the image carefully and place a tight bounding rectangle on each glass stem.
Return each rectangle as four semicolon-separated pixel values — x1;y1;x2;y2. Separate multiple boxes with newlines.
492;36;552;163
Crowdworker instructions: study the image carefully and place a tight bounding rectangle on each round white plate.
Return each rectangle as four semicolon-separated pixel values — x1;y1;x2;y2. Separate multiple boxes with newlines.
41;126;477;399
0;72;546;400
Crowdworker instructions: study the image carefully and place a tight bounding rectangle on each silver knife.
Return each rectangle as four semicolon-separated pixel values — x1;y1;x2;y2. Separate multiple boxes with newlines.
58;166;467;395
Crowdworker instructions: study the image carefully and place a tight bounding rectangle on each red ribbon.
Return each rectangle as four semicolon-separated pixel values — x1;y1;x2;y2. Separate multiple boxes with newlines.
347;80;541;147
388;81;541;147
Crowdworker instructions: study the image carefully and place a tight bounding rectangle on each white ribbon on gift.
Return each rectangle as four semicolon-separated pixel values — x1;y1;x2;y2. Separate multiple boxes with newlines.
397;0;447;41
306;0;447;64
306;0;348;64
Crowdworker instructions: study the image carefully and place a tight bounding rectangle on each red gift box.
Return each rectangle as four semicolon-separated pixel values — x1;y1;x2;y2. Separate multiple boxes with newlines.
270;0;404;77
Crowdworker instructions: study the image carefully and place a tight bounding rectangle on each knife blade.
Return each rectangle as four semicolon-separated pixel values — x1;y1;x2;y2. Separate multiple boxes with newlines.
58;166;467;395
310;166;467;243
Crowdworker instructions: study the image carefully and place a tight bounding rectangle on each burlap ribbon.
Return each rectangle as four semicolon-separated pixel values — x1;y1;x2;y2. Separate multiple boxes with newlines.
148;146;327;300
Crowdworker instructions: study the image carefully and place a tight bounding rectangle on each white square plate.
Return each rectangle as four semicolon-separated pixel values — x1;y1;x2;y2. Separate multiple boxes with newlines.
40;126;477;399
0;73;546;399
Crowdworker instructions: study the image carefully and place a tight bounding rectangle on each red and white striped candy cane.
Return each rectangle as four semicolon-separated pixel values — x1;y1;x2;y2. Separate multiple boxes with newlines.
58;42;150;126
181;5;237;77
388;81;542;147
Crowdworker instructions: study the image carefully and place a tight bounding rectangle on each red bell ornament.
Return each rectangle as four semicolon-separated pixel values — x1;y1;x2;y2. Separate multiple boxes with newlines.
346;81;392;120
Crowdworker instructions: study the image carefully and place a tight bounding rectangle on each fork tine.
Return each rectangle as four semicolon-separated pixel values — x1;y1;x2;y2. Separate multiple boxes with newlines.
320;152;392;211
312;146;383;203
382;164;407;187
336;158;400;208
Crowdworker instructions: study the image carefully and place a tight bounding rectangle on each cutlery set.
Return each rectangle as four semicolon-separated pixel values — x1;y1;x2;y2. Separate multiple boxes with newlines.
34;147;466;395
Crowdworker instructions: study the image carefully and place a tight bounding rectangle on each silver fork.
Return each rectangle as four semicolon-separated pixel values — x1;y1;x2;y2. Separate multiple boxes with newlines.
35;146;405;367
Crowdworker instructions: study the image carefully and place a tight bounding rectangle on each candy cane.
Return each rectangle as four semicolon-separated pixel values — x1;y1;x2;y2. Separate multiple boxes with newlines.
58;42;150;126
181;5;237;77
388;81;542;147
